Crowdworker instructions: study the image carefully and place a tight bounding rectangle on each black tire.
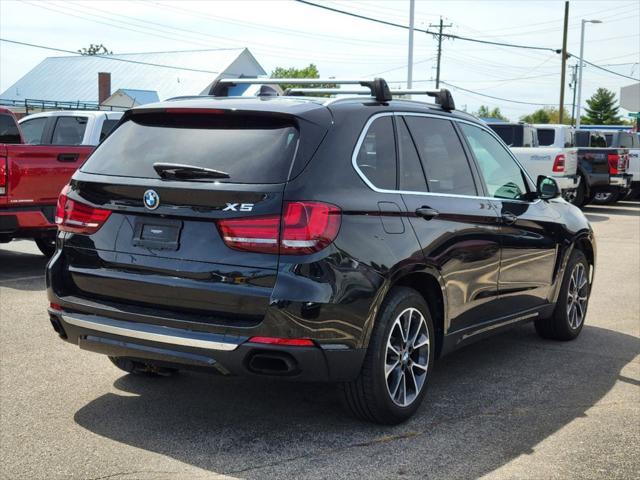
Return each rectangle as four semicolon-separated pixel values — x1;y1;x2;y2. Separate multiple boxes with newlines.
592;190;620;205
342;287;435;424
535;250;590;341
108;356;178;376
35;237;56;258
625;185;640;200
568;177;586;207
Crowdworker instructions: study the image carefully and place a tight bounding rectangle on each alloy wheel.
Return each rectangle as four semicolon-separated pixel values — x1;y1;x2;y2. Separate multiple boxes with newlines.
385;307;430;407
567;263;589;329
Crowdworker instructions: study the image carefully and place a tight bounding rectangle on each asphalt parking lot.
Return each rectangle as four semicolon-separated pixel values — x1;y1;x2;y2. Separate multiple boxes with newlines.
1;201;638;480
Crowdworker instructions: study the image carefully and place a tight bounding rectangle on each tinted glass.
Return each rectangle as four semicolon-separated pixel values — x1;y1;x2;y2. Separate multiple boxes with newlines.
605;134;613;147
397;117;427;191
52;116;88;145
619;133;634;148
405;117;477;196
0;114;22;144
99;119;119;142
460;123;529;201
488;125;523;147
591;134;606;148
575;131;589;147
20;117;47;144
356;116;396;190
82;113;300;184
537;128;555;146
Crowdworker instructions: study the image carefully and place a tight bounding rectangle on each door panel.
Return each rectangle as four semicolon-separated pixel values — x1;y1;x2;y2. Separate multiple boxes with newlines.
400;115;502;333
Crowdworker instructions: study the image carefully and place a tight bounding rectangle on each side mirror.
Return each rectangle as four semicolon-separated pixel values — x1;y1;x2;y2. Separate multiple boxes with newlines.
537;175;560;200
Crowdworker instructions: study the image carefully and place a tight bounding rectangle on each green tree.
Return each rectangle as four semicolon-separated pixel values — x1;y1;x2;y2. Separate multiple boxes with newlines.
474;105;509;121
78;43;113;55
270;64;335;92
581;88;622;125
520;107;571;124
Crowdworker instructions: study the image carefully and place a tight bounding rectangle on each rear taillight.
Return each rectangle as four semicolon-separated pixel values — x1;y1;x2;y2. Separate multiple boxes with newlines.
0;157;7;195
608;154;624;174
55;185;111;234
217;201;341;255
552;154;565;173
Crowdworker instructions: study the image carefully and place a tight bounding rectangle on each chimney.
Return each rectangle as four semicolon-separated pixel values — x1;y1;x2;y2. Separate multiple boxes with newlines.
98;72;111;104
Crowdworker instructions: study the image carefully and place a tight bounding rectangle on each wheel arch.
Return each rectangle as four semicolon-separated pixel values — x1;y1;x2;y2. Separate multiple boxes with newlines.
362;266;448;359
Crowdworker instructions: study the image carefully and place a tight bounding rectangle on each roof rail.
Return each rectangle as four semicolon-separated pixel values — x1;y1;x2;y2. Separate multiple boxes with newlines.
284;87;455;111
208;77;393;102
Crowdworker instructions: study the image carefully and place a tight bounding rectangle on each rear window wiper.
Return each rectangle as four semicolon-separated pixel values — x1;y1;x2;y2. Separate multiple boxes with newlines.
153;162;230;180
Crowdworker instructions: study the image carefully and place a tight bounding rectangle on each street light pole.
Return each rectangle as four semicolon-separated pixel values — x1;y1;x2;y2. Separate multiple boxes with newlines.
576;19;602;129
407;0;415;90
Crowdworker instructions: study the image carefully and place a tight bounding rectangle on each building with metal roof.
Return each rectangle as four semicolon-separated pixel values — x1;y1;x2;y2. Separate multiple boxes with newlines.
0;48;266;105
102;89;160;108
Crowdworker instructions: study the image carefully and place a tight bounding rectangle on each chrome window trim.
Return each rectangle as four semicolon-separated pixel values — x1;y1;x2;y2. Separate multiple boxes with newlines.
351;111;539;204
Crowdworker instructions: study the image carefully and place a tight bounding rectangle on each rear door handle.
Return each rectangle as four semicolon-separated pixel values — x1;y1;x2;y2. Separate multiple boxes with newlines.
57;153;79;162
415;206;439;220
501;212;518;225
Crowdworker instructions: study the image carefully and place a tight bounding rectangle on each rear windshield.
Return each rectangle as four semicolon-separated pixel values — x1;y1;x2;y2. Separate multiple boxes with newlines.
488;125;523;147
82;112;299;183
0;114;22;144
536;129;555;146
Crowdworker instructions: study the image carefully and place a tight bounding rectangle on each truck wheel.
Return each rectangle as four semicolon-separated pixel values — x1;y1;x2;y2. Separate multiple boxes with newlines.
535;250;590;341
592;191;620;204
569;178;586;207
35;238;56;258
108;356;178;376
342;287;435;424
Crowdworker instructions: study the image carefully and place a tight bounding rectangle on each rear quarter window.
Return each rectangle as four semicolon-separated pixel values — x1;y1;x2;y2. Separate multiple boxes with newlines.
82;112;300;184
537;129;555;146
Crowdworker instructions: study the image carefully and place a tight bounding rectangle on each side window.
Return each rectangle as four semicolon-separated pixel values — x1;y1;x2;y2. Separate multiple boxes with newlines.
405;116;477;196
605;134;613;147
397;117;427;191
51;116;88;145
99;119;119;142
619;133;633;149
591;134;606;148
356;116;396;190
20;117;48;144
536;129;555;147
460;123;529;201
0;114;22;144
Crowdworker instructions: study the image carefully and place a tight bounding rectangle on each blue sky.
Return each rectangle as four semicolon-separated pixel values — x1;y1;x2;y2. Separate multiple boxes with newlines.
1;0;638;120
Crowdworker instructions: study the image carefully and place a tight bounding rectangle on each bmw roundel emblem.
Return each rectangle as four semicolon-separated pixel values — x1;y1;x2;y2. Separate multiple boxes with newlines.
143;189;160;210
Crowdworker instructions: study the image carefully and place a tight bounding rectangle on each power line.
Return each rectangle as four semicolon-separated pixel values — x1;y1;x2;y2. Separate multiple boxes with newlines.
294;0;560;53
440;81;556;106
578;57;639;81
0;38;221;73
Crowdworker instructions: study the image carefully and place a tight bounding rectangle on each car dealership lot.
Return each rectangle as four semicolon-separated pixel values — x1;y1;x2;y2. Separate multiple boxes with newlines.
1;202;638;480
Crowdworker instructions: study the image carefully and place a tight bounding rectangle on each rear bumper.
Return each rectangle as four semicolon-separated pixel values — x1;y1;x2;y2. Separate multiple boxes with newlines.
554;174;580;191
610;174;632;188
0;205;56;237
47;307;365;382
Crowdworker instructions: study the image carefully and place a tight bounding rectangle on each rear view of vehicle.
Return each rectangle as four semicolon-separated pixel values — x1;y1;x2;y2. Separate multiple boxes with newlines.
47;102;359;381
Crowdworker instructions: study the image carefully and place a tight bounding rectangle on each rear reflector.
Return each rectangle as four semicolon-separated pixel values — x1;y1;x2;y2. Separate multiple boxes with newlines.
552;154;565;173
248;336;315;347
217;201;341;255
55;185;111;234
49;302;62;310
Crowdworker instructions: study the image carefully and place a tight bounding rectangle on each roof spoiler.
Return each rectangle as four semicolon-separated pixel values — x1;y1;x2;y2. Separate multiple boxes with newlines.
208;77;393;103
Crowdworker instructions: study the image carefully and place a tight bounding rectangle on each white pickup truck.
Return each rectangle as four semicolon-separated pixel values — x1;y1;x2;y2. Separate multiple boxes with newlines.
486;122;580;199
18;110;123;146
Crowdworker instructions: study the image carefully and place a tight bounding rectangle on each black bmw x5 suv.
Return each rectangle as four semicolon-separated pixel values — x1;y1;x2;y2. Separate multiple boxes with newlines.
47;79;595;424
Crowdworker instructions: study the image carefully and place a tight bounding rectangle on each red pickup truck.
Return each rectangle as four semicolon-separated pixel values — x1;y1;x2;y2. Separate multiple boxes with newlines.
0;108;92;256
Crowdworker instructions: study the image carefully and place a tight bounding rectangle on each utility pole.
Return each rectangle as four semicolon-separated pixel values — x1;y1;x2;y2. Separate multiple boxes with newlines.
429;17;452;89
570;64;578;126
407;0;415;89
558;1;569;124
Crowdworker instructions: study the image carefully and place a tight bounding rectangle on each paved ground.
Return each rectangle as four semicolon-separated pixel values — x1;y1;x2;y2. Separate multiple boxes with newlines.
1;201;638;480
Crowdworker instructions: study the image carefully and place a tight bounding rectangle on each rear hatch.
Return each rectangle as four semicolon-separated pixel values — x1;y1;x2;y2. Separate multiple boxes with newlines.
55;105;330;328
